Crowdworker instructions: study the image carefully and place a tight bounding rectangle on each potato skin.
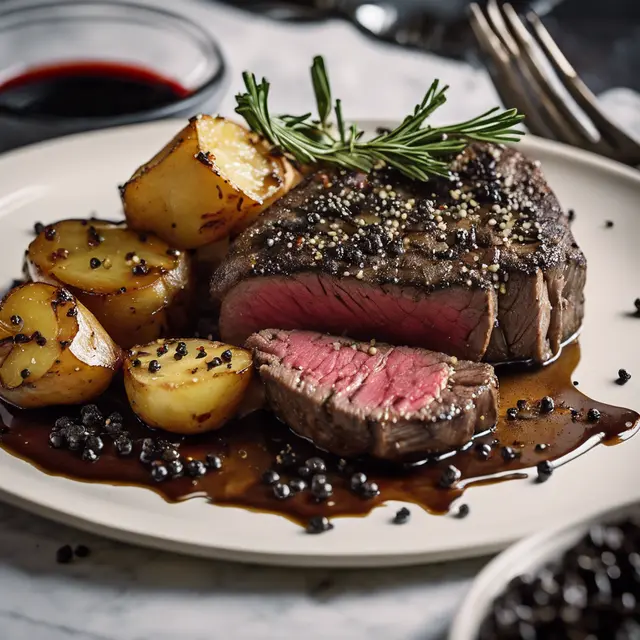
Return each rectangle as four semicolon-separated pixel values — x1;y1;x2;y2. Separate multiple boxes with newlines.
71;255;192;348
230;153;301;236
0;285;122;409
123;340;252;434
26;220;193;349
121;116;300;249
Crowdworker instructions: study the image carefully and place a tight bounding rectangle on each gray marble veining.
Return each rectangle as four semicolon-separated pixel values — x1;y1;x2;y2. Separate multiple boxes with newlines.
0;0;637;639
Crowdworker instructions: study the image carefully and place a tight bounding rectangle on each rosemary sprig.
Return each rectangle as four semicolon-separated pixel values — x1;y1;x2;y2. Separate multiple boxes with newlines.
235;56;525;181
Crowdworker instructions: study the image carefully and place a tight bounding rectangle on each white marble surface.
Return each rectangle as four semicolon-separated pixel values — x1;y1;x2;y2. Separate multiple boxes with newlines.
0;1;638;639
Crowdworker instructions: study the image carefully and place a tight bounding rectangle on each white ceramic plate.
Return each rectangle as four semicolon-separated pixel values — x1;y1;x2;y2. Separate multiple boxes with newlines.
449;499;640;640
0;121;638;567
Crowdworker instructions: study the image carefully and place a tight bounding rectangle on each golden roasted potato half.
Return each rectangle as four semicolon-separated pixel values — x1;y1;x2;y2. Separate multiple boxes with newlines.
0;283;121;409
26;219;192;349
124;338;252;434
121;115;300;249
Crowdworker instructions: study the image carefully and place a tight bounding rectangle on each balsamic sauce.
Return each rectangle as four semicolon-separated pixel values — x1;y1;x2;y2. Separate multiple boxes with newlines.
0;342;637;526
0;62;190;119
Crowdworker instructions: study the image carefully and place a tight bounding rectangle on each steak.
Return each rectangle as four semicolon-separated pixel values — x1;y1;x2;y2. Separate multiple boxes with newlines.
214;143;586;363
247;329;499;460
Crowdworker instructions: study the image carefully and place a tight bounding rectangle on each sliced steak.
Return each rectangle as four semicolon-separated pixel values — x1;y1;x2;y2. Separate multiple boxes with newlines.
247;329;499;460
214;143;586;363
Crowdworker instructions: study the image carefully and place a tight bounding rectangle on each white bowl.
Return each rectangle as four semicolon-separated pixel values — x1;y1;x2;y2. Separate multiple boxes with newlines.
449;499;640;640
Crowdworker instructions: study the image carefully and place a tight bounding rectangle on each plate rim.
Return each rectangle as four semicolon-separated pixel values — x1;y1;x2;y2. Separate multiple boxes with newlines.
0;119;638;567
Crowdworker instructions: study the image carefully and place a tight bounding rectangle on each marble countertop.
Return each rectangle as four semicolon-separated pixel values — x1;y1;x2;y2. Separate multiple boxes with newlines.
0;1;638;639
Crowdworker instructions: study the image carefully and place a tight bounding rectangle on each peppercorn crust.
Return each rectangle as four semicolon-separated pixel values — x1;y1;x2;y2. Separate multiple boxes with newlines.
212;142;586;364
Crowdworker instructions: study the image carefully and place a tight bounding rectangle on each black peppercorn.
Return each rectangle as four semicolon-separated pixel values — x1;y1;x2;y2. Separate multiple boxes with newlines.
34;222;45;235
207;358;222;370
476;443;492;460
44;226;57;240
350;472;367;491
506;407;518;420
148;360;161;373
439;465;462;488
74;545;91;558
273;483;291;500
82;448;99;463
262;470;280;485
89;257;101;269
56;545;73;564
540;396;555;413
616;369;631;385
311;481;333;501
151;464;169;482
168;460;184;477
139;449;154;464
298;465;312;478
161;448;180;462
455;504;470;519
393;507;411;524
587;408;601;422
176;342;188;355
306;457;327;474
536;460;553;483
115;436;133;456
205;453;222;470
9;314;21;326
289;478;307;493
221;349;233;362
85;435;104;453
132;358;141;368
48;431;64;449
156;344;169;356
306;516;333;534
501;446;517;461
360;481;380;499
186;459;206;478
20;368;30;379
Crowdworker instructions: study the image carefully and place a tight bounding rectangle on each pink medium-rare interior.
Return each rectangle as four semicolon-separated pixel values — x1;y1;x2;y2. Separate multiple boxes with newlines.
220;273;494;360
256;330;452;415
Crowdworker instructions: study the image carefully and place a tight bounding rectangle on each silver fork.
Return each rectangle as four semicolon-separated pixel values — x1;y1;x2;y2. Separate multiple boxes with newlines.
469;0;640;166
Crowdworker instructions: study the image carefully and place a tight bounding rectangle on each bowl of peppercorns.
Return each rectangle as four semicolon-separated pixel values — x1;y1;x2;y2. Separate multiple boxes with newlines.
449;500;640;640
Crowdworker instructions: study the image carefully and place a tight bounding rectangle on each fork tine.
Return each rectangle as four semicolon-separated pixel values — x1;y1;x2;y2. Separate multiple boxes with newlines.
501;4;597;149
525;10;640;151
484;0;584;146
469;3;550;139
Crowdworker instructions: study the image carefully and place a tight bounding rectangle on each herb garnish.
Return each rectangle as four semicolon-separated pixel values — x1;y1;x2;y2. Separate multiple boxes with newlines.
235;56;525;181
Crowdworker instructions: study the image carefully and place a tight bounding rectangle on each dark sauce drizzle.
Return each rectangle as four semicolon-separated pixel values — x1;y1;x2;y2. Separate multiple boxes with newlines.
0;342;637;526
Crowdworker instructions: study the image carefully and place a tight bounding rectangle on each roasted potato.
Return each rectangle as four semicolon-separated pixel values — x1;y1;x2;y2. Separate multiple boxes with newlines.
0;283;121;408
124;338;252;434
26;219;192;349
121;115;300;249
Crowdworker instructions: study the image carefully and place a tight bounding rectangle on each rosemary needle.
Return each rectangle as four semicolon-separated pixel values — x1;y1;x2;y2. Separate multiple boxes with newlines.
235;56;525;181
